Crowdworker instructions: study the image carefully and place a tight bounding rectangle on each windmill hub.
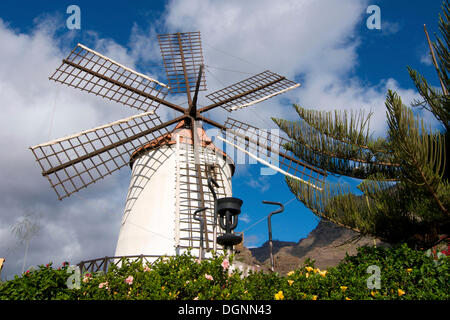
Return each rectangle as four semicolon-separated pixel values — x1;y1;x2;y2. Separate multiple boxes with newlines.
129;120;234;173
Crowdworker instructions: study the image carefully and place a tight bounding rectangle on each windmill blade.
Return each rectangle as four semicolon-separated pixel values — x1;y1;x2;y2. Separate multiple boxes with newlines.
158;31;206;94
201;70;299;113
217;135;321;191
222;117;327;189
30;111;182;200
49;44;171;113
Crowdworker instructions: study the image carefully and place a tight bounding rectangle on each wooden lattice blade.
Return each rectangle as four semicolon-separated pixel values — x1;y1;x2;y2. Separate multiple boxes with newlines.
29;111;179;200
222;117;327;189
202;70;299;113
50;44;170;113
158;31;206;94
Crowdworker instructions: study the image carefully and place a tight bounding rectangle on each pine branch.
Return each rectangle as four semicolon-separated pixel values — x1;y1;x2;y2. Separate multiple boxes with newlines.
273;106;400;179
408;67;449;131
284;176;416;243
408;0;450;131
285;176;366;234
435;0;450;90
292;105;395;156
293;105;378;151
284;139;400;180
386;90;448;216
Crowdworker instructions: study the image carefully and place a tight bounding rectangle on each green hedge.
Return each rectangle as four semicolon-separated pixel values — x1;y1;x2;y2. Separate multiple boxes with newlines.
0;244;448;300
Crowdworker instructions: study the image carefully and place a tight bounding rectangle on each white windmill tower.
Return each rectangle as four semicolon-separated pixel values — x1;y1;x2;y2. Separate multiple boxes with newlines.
29;31;326;262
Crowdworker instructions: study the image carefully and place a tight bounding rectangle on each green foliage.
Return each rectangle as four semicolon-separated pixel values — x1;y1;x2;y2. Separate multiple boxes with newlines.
0;263;71;300
386;91;447;197
272;107;399;180
0;246;448;300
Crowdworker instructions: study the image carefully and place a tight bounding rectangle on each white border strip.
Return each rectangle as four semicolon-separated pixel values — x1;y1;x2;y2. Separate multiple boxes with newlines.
229;83;300;111
216;135;322;191
77;43;170;89
31;110;155;149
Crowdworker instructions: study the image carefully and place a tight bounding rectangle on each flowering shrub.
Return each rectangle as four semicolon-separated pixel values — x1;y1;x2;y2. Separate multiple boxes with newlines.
0;244;448;300
442;245;450;256
0;263;71;300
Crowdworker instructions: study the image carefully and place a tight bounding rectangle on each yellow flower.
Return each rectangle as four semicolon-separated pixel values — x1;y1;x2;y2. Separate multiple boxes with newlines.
312;295;318;300
288;280;294;286
345;297;352;300
398;289;406;296
305;272;310;278
244;290;248;294
406;268;412;273
340;286;348;292
313;268;319;274
305;266;314;272
161;286;165;291
370;291;378;297
319;270;327;277
274;291;284;300
287;271;295;277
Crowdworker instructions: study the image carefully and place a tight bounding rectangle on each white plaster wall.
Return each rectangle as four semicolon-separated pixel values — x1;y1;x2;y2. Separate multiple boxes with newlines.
114;142;234;259
114;146;176;257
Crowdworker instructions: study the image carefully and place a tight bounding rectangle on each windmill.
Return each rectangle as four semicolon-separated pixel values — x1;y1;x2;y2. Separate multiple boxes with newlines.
29;31;326;260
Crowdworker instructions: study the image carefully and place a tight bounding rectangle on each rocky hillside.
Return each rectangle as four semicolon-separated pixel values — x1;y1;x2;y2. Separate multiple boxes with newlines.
235;219;390;274
249;240;297;263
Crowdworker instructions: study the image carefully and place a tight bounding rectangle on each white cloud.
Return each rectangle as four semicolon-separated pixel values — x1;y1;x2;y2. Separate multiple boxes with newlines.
164;0;365;79
0;17;134;279
160;0;422;136
420;50;433;66
245;176;271;193
243;234;260;248
381;21;401;35
239;213;251;224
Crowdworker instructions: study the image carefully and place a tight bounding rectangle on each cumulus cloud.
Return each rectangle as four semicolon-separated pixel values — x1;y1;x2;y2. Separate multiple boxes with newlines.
0;17;136;279
161;0;422;136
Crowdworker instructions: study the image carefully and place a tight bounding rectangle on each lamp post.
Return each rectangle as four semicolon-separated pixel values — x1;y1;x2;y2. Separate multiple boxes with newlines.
193;207;208;261
216;197;243;255
207;177;219;252
262;200;284;272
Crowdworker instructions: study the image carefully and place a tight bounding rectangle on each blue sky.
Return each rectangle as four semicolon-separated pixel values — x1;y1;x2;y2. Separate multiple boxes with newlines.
0;0;445;278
